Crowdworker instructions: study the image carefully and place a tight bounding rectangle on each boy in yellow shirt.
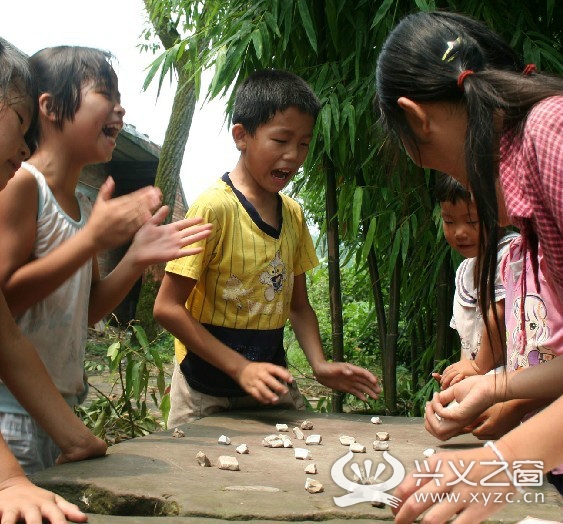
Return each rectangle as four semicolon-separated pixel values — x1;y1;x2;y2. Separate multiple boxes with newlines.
154;69;381;425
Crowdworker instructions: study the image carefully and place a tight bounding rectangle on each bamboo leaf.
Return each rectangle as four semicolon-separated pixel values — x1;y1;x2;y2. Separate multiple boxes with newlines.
401;221;410;263
132;325;149;348
142;51;167;91
251;29;263;59
371;0;394;29
388;233;402;274
297;0;318;53
325;0;339;50
343;103;356;154
352;187;363;235
321;104;332;155
107;342;120;361
361;217;377;262
264;12;281;37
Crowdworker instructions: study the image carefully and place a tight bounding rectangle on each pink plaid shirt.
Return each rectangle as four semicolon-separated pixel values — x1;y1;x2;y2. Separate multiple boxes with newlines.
499;96;563;301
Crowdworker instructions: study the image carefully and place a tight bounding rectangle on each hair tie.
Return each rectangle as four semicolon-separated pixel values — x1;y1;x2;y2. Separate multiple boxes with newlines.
523;64;537;76
457;70;474;90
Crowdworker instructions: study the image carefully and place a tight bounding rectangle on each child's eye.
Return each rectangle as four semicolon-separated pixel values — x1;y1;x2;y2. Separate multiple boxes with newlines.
272;138;286;144
300;142;310;148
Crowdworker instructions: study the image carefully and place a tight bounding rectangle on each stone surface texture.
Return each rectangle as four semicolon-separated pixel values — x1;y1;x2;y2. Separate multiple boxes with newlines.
31;410;562;523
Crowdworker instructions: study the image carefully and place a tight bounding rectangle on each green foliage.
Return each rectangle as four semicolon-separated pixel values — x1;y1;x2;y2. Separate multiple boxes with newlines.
142;0;562;415
78;323;171;445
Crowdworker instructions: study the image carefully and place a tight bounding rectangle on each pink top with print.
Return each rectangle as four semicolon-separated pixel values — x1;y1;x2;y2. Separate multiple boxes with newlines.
499;96;563;301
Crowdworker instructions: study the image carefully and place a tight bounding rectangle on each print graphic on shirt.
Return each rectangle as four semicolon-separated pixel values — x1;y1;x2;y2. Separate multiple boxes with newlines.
259;251;287;301
221;252;288;316
509;294;555;370
223;275;254;310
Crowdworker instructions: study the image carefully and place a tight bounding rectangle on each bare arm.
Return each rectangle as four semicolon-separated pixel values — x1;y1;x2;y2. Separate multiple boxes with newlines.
0;174;161;317
0;434;88;524
394;393;563;524
0;291;106;462
289;274;381;401
153;272;292;403
425;356;563;441
88;209;212;324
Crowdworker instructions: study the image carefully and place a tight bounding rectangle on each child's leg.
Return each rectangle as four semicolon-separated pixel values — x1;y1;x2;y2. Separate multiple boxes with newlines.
168;359;229;427
0;412;60;475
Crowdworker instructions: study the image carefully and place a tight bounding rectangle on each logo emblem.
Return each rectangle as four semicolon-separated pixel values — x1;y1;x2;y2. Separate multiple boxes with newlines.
331;451;405;508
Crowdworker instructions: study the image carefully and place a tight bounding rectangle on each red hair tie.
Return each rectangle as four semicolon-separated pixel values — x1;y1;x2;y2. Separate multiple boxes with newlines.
523;64;537;76
457;70;474;90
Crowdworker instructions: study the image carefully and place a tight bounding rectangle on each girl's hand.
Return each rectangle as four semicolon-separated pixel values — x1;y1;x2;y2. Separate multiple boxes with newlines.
0;475;88;523
471;401;527;441
85;177;162;251
237;362;294;404
425;375;496;441
440;359;480;389
393;446;514;524
128;208;212;268
313;361;381;402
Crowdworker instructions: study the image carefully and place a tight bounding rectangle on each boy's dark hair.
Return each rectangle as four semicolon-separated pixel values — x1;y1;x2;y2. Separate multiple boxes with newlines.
30;46;118;137
375;10;563;347
0;37;38;147
232;69;321;135
435;173;472;204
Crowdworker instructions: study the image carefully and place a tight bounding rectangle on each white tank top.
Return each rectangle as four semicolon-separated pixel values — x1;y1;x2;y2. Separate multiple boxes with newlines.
14;162;93;397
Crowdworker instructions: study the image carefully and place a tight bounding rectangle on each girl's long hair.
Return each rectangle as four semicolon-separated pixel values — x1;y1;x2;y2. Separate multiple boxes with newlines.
375;10;563;345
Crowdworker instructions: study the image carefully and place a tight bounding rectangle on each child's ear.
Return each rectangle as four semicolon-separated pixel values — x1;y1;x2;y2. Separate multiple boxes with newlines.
397;97;431;136
38;93;57;123
232;123;248;152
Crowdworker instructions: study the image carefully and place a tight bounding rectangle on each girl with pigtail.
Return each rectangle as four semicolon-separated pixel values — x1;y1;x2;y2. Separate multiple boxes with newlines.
375;10;563;524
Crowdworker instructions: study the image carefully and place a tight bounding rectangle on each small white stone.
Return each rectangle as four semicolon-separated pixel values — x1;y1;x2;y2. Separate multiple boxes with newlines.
276;423;289;432
349;442;366;453
218;434;231;445
236;444;250;454
305;434;322;445
423;448;435;458
172;427;185;438
304;478;324;493
217;455;240;471
373;441;389;451
339;435;356;446
292;427;305;440
301;420;314;430
445;400;460;410
375;431;390;441
295;448;312;460
196;451;211;467
262;434;283;447
370;416;382;424
280;435;293;448
304;463;317;474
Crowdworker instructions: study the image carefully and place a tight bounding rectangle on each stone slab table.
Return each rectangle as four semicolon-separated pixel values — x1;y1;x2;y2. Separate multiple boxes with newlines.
32;409;563;523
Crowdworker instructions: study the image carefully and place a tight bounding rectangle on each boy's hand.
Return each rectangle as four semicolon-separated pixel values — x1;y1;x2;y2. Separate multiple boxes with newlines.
313;362;381;401
85;177;162;251
439;359;479;389
0;475;88;523
128;208;212;268
237;362;294;404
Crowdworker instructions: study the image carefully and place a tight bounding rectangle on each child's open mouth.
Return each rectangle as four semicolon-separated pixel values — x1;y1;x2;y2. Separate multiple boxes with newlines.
272;169;291;180
102;123;122;142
